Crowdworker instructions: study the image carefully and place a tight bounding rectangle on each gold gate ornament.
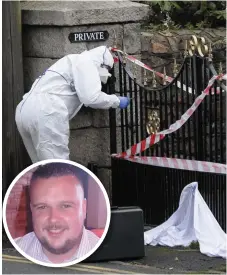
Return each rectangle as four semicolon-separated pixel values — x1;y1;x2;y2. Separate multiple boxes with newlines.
146;109;160;135
187;35;209;57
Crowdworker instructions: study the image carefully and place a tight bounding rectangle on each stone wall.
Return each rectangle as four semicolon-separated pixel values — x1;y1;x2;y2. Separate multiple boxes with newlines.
140;28;226;163
141;28;226;80
21;1;149;199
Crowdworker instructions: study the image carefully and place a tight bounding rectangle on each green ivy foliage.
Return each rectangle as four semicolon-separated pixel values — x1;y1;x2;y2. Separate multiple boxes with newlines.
140;1;226;30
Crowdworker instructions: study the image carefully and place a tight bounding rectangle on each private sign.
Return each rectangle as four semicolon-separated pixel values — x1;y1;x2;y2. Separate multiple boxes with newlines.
69;31;109;43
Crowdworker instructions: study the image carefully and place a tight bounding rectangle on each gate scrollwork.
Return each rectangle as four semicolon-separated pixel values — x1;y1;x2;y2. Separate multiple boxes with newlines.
187;35;209;57
146;109;160;135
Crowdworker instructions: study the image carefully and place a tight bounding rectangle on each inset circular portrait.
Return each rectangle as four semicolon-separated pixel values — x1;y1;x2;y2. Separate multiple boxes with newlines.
3;160;111;267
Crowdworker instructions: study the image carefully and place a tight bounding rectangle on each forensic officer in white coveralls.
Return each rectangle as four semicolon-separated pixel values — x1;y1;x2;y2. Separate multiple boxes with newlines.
15;46;129;163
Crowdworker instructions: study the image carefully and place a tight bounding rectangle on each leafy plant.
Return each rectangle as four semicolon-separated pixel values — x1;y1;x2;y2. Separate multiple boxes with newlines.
184;22;195;30
151;1;182;12
140;1;226;29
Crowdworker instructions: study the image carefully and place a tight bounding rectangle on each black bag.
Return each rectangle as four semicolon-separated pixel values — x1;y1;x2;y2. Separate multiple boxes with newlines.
84;206;145;262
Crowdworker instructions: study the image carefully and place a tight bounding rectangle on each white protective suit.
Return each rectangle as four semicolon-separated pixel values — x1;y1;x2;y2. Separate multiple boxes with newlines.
15;46;120;162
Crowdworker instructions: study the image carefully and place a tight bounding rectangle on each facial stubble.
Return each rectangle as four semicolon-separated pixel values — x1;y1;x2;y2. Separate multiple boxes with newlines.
38;224;84;255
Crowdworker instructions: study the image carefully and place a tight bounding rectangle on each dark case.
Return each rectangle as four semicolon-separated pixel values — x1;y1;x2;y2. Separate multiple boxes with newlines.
84;206;145;262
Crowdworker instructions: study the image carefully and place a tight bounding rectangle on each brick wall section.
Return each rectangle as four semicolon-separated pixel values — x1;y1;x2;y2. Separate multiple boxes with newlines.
6;170;34;239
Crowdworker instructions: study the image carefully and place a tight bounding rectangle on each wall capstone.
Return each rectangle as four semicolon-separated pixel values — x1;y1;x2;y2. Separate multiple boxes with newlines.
21;1;150;197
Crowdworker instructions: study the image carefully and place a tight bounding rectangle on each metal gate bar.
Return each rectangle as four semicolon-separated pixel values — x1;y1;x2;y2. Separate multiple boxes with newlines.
111;157;226;232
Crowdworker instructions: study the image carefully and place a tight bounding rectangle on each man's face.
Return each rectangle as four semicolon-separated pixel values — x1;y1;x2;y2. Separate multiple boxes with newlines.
30;175;86;255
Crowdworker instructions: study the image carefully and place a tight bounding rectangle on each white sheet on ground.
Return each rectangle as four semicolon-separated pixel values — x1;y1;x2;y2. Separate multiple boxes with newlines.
144;182;227;259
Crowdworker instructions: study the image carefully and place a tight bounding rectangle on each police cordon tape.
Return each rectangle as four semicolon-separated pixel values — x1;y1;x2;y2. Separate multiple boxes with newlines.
110;47;226;95
112;73;227;173
111;156;227;175
111;47;182;84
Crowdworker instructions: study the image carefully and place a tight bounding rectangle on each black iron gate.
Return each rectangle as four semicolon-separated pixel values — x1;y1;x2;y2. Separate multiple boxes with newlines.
109;45;226;231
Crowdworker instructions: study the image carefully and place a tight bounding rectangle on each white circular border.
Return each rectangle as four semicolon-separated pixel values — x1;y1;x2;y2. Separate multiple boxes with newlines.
2;159;111;268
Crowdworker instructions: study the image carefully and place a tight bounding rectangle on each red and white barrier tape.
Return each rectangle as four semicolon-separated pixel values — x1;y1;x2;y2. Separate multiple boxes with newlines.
114;73;225;158
110;47;226;94
111;155;227;175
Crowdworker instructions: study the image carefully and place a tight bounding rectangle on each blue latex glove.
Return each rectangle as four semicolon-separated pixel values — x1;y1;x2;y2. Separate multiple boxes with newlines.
118;96;130;109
